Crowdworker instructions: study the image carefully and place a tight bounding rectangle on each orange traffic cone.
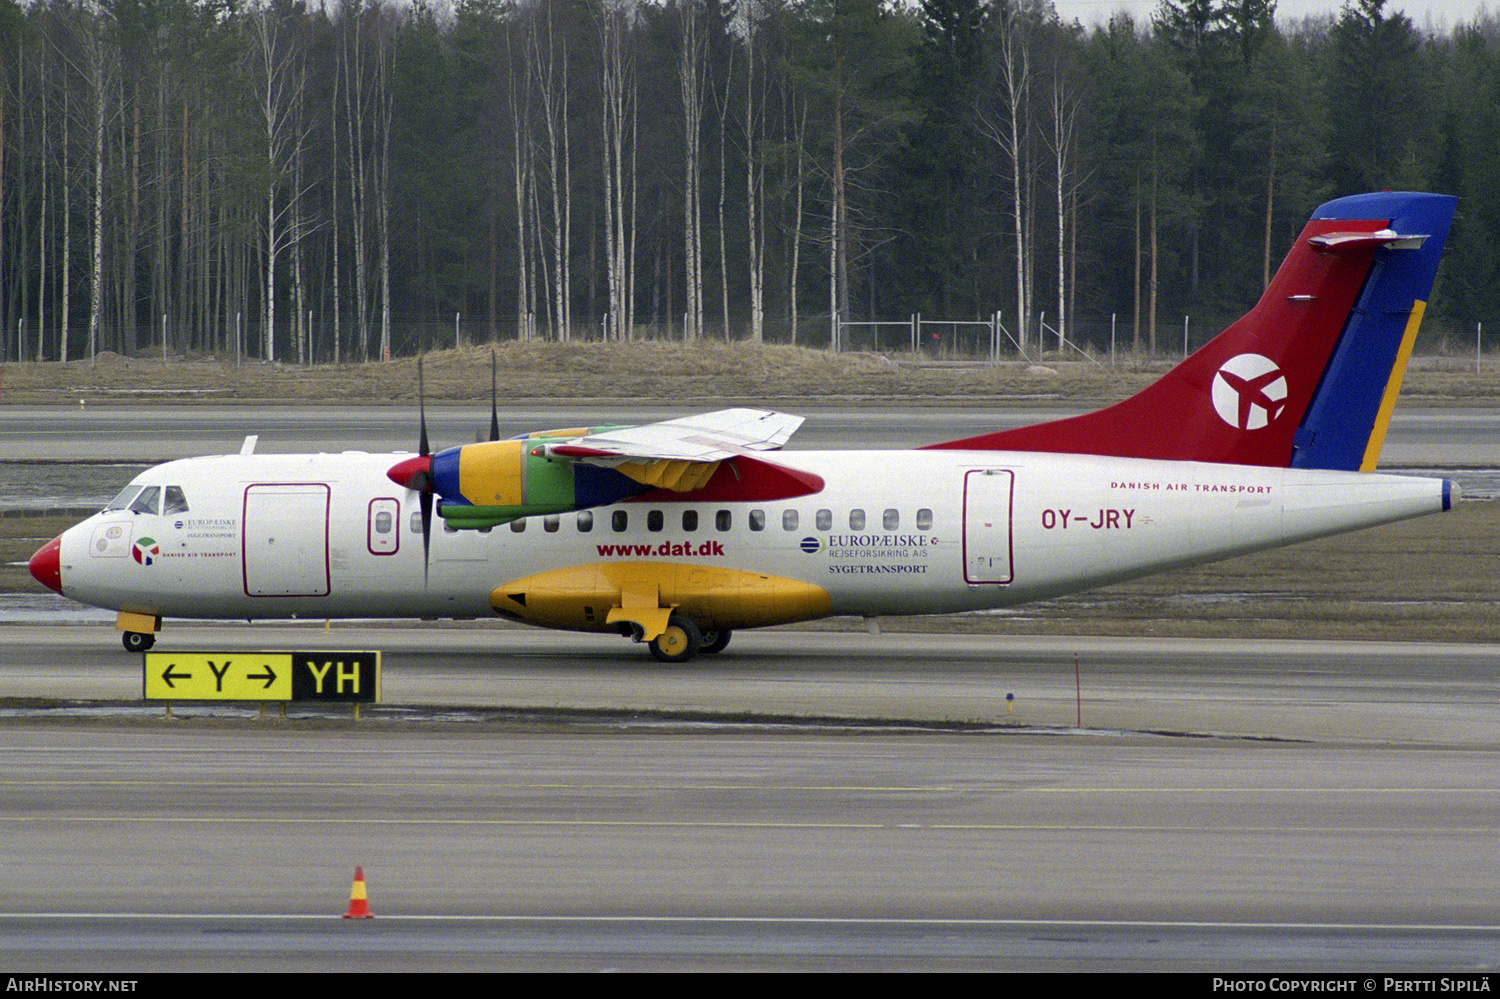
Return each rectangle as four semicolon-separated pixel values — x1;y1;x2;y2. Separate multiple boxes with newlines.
342;865;374;919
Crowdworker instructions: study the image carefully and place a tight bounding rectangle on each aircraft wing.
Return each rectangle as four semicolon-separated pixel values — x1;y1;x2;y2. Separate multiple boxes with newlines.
531;408;804;493
393;407;819;529
540;408;803;463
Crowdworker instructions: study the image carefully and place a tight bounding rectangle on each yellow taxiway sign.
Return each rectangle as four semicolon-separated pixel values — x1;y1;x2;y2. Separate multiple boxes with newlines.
143;651;380;702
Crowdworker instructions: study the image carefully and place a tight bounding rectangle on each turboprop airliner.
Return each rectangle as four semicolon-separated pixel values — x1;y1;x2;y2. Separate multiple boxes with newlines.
30;191;1460;662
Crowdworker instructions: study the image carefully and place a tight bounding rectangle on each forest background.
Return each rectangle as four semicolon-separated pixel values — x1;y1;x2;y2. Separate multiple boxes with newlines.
1;0;1495;367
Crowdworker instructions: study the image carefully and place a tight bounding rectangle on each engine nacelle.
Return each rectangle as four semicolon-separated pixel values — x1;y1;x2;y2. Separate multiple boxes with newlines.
432;440;647;529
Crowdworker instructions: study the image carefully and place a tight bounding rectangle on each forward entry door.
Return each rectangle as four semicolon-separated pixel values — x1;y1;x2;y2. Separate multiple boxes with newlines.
243;484;331;597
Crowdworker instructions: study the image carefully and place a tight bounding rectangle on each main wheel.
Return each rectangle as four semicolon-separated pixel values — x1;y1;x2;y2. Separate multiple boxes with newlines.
698;628;732;655
649;615;702;663
122;631;155;653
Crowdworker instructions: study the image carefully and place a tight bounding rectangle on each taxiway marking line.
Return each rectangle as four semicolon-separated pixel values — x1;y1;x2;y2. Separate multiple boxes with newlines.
0;816;1494;834
0;780;949;792
2;780;1495;794
1;913;1497;933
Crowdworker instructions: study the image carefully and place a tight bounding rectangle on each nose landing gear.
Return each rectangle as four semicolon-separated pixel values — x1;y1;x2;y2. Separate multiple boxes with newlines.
122;631;155;653
116;611;161;653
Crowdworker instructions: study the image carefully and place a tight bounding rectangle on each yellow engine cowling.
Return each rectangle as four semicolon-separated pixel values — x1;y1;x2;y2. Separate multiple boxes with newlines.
490;561;833;637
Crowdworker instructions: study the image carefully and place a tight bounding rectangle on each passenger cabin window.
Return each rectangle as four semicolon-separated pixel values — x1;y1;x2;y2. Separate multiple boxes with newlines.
816;509;832;531
849;509;865;530
782;510;798;531
916;508;933;530
612;510;628;532
543;515;560;533
577;511;593;532
129;486;161;516
648;510;664;532
716;510;732;531
682;510;699;532
410;511;424;534
510;518;526;533
163;486;190;515
883;509;899;530
749;509;765;531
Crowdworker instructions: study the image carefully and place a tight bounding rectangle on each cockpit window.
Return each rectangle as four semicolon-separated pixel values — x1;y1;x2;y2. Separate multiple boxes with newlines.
105;486;142;511
163;486;189;515
128;486;161;515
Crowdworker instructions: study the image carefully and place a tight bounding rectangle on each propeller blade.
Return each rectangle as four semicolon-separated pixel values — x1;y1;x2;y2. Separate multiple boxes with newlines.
418;356;431;582
418;357;430;459
489;350;501;442
420;490;433;583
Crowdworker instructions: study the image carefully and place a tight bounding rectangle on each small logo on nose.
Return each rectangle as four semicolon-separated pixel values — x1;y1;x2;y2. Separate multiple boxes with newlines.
133;537;161;566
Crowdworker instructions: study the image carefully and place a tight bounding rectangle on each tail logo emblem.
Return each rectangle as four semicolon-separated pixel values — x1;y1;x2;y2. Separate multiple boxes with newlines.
1212;354;1288;430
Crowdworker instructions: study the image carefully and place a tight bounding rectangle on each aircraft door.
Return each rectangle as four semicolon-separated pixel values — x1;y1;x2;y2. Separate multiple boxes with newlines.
243;484;331;596
962;469;1014;584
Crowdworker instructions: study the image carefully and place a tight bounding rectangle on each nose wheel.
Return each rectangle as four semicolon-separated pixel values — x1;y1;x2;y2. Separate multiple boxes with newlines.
649;615;702;663
122;631;155;653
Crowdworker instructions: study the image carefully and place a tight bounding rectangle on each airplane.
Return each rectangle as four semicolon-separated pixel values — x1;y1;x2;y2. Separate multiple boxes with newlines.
29;190;1460;663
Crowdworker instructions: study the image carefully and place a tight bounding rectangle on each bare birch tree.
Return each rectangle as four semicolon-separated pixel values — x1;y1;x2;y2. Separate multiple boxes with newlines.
246;1;312;363
680;0;706;340
743;0;764;343
598;0;635;340
979;4;1034;356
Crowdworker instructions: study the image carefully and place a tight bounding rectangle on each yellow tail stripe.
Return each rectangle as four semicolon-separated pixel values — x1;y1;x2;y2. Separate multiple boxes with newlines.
1360;299;1425;472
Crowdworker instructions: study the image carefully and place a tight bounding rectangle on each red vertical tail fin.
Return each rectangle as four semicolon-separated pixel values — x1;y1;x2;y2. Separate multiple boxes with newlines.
928;192;1456;469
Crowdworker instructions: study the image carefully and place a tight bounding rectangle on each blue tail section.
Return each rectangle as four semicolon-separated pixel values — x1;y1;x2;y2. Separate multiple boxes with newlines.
1290;192;1456;471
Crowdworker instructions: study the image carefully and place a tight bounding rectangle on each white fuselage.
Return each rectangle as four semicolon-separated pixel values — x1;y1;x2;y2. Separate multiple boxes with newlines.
51;448;1449;625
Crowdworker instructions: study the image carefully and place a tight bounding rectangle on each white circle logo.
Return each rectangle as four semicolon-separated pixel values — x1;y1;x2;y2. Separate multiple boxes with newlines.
1212;353;1288;430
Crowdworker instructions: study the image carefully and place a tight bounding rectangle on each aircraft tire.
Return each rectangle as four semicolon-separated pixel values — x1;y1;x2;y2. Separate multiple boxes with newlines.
698;629;732;655
122;631;155;653
649;615;702;663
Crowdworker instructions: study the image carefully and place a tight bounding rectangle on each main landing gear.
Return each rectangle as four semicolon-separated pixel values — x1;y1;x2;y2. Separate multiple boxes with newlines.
648;615;700;663
642;616;733;663
698;628;732;655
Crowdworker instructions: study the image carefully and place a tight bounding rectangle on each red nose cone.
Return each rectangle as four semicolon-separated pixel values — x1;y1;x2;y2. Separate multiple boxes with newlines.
387;454;433;491
29;536;63;594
